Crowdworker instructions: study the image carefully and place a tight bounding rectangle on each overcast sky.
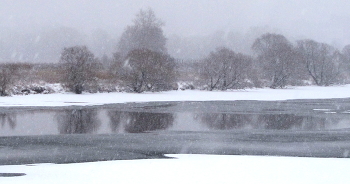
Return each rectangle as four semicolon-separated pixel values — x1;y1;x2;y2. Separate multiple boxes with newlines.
1;0;350;48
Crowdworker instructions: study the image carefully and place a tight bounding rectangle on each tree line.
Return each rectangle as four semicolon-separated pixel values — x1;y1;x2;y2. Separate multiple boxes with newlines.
1;8;350;95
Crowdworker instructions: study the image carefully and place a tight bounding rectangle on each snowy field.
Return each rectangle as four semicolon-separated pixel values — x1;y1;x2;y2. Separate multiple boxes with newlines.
1;154;350;184
1;85;350;107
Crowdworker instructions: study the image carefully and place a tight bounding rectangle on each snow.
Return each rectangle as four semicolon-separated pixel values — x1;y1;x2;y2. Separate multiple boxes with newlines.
1;85;350;107
1;154;349;184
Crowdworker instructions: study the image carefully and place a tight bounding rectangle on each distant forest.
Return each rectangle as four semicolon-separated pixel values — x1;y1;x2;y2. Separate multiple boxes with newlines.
1;8;350;95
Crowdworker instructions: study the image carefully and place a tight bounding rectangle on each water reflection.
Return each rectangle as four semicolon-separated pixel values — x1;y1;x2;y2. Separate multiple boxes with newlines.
258;114;304;130
0;113;16;130
108;111;125;133
108;111;174;133
1;102;350;136
198;113;341;131
197;113;251;130
56;109;101;134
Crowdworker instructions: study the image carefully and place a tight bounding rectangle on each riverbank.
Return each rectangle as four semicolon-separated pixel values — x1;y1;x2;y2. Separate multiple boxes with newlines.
0;85;349;107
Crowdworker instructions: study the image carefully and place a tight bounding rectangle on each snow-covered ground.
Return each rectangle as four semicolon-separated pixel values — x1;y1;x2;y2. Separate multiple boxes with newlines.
1;85;350;107
1;154;349;184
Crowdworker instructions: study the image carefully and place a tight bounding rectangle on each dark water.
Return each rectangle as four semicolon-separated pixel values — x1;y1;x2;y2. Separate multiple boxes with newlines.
1;100;350;136
2;99;350;166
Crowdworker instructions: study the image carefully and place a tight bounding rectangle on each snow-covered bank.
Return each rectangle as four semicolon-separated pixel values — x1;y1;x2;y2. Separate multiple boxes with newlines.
1;85;350;107
1;154;349;184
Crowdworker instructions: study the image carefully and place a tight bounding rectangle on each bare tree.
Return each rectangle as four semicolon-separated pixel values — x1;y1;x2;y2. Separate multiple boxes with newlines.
199;47;252;90
341;44;350;82
0;63;21;96
119;49;176;93
118;8;167;56
342;44;350;60
252;33;296;88
297;40;343;86
59;46;97;94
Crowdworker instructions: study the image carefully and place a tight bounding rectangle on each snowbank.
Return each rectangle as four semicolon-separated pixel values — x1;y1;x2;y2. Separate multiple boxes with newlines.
1;154;349;184
1;85;350;107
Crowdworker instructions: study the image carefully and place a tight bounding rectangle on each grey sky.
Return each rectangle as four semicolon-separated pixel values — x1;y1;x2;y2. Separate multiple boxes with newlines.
2;0;350;43
1;0;350;61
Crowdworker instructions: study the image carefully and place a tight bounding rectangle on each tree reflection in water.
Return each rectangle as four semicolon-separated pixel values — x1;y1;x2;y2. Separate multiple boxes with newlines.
258;114;304;130
108;111;174;133
108;111;127;132
0;113;16;130
198;113;252;130
57;109;101;134
198;113;336;131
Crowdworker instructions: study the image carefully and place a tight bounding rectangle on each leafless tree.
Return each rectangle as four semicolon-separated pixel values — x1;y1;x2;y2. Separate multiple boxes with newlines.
59;46;97;94
341;44;350;82
252;33;296;88
118;8;167;56
119;49;176;93
0;63;21;96
199;47;253;90
297;40;343;86
342;44;350;60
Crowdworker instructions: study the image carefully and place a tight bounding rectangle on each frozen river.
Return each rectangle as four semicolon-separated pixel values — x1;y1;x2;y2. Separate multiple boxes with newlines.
1;99;350;165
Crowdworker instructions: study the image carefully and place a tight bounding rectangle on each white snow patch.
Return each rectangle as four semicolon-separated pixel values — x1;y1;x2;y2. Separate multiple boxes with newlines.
1;85;350;107
1;154;350;184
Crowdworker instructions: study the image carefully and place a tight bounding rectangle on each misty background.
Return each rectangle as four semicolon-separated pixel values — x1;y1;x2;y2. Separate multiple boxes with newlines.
1;0;350;62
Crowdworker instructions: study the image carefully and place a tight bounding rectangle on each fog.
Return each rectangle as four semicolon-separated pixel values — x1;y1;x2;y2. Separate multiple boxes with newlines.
1;0;350;62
